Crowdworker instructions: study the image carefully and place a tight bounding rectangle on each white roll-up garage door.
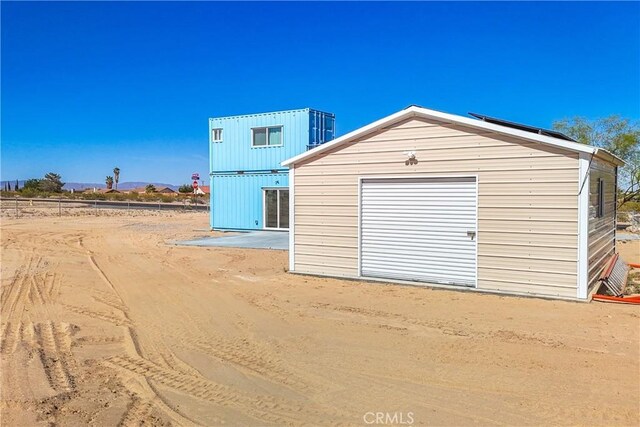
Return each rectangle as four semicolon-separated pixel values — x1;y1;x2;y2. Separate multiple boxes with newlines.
360;177;477;287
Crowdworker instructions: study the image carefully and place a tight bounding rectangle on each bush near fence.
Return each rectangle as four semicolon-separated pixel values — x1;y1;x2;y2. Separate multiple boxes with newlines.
0;190;206;204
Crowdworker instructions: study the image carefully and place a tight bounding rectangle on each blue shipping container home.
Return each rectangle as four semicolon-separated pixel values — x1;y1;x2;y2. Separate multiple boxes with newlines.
209;108;335;230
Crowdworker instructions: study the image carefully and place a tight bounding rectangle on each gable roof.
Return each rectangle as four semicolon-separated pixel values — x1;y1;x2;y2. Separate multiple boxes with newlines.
282;106;624;167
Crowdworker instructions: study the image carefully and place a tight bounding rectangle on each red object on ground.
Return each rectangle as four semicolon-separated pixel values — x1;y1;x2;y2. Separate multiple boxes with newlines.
592;294;640;304
628;263;640;269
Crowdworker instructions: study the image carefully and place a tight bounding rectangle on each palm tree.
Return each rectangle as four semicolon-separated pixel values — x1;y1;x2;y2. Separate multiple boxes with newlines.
145;184;156;194
106;176;114;190
113;167;120;190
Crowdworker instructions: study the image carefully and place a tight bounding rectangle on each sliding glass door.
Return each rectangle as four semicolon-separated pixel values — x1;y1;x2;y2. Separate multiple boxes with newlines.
263;189;289;229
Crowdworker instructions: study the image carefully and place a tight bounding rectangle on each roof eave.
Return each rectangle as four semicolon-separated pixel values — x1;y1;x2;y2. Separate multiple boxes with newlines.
594;148;625;166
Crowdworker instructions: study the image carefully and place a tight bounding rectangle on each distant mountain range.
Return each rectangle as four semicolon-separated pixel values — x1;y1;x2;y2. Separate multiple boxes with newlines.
1;181;179;191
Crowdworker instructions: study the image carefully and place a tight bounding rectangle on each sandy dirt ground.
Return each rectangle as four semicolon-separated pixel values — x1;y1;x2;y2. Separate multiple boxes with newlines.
1;212;639;426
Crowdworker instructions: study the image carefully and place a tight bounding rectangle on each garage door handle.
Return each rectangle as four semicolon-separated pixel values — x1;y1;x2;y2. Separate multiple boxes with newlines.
467;231;476;240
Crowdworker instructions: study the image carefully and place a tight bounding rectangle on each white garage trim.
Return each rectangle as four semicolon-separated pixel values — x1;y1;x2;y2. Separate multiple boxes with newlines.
577;153;590;299
358;175;478;288
289;166;295;272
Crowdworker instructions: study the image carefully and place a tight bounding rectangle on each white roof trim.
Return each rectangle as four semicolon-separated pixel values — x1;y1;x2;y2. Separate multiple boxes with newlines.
282;106;624;167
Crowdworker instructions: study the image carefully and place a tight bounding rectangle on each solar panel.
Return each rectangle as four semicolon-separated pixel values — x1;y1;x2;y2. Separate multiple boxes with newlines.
468;112;576;142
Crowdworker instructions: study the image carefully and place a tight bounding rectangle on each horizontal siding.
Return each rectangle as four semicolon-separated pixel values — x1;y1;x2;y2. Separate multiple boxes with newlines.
293;117;580;298
480;268;576;287
296;224;358;237
295;215;357;227
479;207;578;222
295;169;578;183
296;254;355;269
294;263;358;278
479;219;579;234
313;142;570;161
480;231;577;247
478;255;576;272
480;243;578;260
477;280;577;299
587;160;617;291
296;241;358;259
295;158;575;175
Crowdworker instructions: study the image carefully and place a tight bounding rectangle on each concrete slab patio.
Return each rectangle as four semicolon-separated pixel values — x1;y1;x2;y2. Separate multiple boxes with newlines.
172;230;289;250
618;232;640;241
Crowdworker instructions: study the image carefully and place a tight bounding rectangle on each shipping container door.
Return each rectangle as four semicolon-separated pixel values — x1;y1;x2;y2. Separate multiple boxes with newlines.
360;177;477;287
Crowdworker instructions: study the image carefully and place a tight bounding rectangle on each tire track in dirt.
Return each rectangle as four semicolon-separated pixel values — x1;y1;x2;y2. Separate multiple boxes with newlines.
35;322;75;393
92;294;129;312
181;334;310;391
29;276;48;306
1;253;33;317
76;335;125;346
1;254;36;354
118;396;154;427
0;265;24;309
61;303;131;327
44;271;63;302
1;322;22;355
78;238;127;303
311;303;473;337
105;354;345;425
76;237;206;424
19;321;36;352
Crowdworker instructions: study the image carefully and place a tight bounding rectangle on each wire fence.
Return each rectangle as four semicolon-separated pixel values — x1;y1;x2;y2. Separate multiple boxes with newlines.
0;197;209;218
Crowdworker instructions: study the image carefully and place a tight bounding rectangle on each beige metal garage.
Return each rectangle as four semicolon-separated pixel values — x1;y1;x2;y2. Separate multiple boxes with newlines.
282;106;624;300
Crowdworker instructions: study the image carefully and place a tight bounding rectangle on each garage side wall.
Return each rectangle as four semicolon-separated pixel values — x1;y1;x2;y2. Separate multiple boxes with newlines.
587;159;617;291
292;118;581;299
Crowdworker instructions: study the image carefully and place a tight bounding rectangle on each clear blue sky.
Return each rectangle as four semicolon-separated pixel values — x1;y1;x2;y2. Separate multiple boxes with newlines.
2;1;639;184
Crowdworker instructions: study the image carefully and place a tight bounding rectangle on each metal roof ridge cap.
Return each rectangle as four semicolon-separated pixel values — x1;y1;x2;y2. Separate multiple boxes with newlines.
209;107;312;121
411;107;595;154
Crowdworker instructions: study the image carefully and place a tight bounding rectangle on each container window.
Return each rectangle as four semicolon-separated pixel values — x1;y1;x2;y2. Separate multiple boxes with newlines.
252;126;283;147
253;128;267;146
211;128;223;142
268;127;282;146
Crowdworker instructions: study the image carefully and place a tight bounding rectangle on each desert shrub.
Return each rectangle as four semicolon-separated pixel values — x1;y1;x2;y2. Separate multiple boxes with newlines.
19;188;41;198
619;201;640;213
178;184;193;193
160;195;174;203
